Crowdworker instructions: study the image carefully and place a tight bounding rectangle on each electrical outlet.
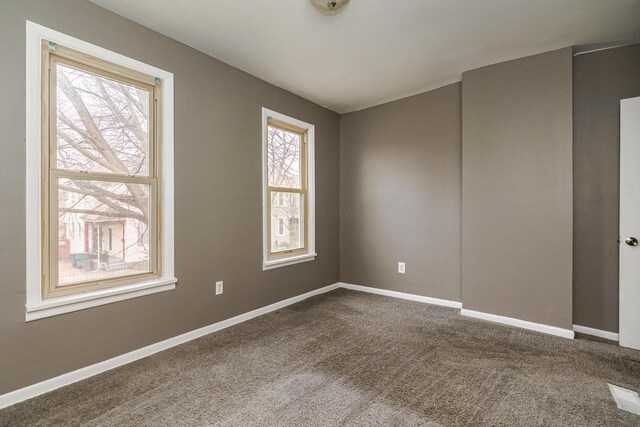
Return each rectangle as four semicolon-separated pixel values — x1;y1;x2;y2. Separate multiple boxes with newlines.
398;262;405;274
215;281;223;295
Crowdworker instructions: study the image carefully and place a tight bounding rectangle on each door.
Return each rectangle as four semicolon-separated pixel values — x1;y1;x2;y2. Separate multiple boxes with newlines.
620;96;640;350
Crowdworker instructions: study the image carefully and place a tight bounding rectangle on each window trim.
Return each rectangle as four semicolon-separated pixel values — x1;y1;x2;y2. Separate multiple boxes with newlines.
25;21;176;321
262;108;316;270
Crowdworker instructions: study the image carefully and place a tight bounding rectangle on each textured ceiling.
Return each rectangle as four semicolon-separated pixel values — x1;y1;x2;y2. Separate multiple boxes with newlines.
91;0;640;113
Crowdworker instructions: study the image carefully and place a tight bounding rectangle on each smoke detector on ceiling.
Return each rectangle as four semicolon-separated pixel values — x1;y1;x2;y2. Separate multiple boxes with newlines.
310;0;350;13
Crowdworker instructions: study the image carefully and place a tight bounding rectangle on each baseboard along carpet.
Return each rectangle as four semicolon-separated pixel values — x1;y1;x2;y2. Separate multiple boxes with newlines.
1;288;639;426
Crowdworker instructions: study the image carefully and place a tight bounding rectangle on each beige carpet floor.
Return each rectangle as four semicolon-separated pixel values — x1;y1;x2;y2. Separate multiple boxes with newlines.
1;288;640;426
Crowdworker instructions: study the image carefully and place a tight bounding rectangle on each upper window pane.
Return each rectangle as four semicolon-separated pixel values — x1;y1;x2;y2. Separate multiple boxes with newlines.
56;62;151;176
267;125;302;189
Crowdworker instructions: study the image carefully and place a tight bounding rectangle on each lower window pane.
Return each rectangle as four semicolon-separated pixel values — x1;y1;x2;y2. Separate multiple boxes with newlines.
270;191;303;253
57;178;152;286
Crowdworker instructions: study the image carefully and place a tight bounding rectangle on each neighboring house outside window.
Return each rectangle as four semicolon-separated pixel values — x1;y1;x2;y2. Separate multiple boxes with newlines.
278;218;285;236
262;108;316;270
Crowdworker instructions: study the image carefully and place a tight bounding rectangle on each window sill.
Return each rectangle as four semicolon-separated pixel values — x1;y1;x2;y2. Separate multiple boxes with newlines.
263;253;317;270
25;277;177;321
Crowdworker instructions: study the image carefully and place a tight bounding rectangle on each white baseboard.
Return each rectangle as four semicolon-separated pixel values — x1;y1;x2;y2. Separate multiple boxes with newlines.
338;282;462;308
0;282;340;410
461;308;575;339
340;283;573;339
573;324;619;341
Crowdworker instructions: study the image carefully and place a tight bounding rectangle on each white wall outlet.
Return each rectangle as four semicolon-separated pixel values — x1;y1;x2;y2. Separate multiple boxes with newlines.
215;281;223;295
398;262;405;274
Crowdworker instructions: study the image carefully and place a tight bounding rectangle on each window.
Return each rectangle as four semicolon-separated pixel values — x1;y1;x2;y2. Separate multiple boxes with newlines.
262;108;315;269
26;22;175;320
40;40;161;298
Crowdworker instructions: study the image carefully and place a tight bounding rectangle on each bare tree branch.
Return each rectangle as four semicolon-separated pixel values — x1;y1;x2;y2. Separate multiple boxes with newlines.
57;68;149;220
59;208;146;223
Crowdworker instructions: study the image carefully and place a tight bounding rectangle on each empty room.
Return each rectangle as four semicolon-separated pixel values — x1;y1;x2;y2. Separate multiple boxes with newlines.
1;0;640;425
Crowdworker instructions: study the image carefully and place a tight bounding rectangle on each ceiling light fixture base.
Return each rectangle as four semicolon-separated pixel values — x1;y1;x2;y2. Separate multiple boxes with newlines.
310;0;350;14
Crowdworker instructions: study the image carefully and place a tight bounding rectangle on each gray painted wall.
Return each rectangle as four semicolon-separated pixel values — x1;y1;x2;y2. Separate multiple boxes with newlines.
0;0;339;395
340;83;462;301
339;44;638;334
461;48;574;329
573;44;640;333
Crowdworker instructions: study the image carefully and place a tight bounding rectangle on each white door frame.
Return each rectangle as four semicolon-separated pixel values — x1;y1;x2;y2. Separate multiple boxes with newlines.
619;96;640;350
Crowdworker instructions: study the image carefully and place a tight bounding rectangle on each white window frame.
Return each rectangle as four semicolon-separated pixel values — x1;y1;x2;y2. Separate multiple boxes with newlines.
262;108;316;270
25;21;176;321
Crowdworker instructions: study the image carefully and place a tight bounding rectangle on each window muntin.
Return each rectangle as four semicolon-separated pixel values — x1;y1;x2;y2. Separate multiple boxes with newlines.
266;119;307;257
42;41;162;299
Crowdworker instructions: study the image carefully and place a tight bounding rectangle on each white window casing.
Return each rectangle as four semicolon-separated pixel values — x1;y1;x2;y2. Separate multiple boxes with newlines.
25;21;176;321
262;108;316;270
